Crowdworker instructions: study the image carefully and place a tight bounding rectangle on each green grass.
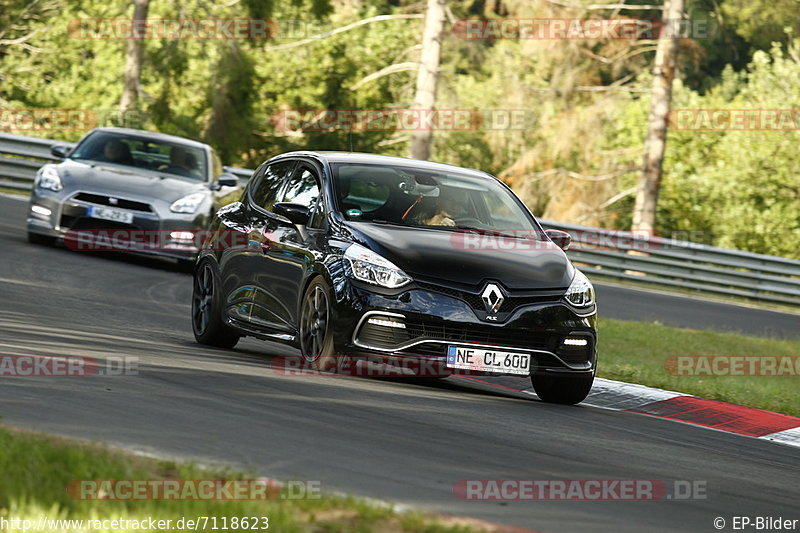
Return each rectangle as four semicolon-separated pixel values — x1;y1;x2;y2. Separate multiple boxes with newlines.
599;318;800;416
0;428;495;533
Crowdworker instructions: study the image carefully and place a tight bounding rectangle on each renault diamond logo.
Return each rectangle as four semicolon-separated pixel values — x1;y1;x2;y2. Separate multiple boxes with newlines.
108;197;119;206
481;283;505;314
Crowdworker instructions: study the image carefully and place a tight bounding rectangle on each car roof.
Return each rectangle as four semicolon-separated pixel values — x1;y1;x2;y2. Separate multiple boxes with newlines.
88;127;211;150
276;151;491;178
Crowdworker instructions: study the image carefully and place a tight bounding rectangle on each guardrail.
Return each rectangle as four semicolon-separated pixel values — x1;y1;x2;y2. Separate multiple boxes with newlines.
0;133;74;191
538;219;800;306
2;132;798;307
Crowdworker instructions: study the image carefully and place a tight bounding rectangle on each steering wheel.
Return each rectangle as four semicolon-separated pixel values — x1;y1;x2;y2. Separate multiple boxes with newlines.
453;217;485;228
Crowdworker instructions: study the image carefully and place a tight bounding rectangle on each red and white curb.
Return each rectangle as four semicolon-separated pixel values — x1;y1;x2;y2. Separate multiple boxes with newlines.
454;376;800;449
584;378;800;448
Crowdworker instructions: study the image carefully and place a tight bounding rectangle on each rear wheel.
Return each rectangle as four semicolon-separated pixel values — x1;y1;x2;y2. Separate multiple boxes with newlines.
192;261;240;348
299;277;345;373
532;371;594;405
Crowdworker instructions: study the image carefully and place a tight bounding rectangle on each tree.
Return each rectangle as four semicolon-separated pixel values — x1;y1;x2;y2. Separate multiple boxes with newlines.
632;0;683;234
721;0;800;50
409;0;447;161
120;0;149;114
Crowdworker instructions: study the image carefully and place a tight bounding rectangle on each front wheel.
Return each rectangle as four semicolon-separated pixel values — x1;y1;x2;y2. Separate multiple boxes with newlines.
532;371;594;405
299;277;345;372
192;261;240;349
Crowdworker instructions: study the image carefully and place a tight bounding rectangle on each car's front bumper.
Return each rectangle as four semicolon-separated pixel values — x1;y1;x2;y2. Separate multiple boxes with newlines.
331;280;597;378
27;190;204;261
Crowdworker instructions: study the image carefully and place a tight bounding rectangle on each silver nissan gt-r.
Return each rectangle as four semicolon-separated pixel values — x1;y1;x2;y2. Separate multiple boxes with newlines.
26;127;241;265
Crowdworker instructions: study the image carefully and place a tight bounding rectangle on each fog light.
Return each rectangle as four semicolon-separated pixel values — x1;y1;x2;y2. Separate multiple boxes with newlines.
170;231;195;242
367;317;406;329
563;338;588;347
31;205;52;216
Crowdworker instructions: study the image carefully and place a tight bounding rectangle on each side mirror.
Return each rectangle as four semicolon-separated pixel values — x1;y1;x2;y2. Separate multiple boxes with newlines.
216;173;239;188
51;145;69;159
273;202;310;226
544;229;572;251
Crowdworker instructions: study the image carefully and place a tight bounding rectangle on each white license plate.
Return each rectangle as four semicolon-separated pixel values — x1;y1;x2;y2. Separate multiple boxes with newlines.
446;345;531;376
86;206;134;224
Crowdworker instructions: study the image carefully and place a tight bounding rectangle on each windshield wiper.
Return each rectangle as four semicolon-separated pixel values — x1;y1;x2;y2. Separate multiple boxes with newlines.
453;226;539;240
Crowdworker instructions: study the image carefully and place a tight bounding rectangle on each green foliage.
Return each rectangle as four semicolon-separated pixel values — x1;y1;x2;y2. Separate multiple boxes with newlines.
721;0;800;50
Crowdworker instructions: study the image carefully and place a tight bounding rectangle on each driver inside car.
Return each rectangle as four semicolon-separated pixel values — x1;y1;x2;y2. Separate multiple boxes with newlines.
163;146;195;177
101;139;133;165
419;187;468;227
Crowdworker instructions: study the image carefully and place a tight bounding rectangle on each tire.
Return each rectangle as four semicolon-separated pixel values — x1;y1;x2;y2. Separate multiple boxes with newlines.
299;277;345;373
532;371;594;405
27;232;55;246
191;261;240;349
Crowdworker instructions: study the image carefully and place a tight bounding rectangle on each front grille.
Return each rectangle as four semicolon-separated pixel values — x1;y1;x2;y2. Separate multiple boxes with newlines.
356;316;552;352
73;192;153;212
396;343;448;357
414;279;563;314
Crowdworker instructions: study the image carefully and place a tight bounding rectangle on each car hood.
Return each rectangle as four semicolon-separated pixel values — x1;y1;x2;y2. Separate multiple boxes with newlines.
343;222;573;290
56;159;206;203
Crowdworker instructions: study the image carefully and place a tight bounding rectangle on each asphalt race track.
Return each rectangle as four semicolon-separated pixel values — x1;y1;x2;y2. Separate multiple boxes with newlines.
1;194;798;532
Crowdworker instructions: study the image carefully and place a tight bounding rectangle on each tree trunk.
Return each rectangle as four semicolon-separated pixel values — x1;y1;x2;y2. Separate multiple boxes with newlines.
408;0;447;161
632;0;683;235
119;0;149;114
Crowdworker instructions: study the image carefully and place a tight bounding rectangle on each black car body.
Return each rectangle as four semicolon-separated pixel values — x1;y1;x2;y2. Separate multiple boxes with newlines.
192;152;597;404
27;127;241;263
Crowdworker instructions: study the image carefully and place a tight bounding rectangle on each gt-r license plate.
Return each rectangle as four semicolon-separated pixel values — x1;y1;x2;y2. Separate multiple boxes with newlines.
86;206;134;225
446;345;531;376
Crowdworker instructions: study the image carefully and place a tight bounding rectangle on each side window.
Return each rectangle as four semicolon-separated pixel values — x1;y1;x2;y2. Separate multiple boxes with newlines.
280;167;320;207
250;160;295;211
280;166;324;229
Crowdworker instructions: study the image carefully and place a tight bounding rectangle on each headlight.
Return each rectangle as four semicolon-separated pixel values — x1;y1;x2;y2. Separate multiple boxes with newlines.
344;243;412;289
170;192;206;214
564;268;595;308
35;165;63;192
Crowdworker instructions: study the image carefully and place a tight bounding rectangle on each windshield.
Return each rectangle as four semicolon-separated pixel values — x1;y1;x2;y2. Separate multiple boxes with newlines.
69;131;208;182
332;162;542;235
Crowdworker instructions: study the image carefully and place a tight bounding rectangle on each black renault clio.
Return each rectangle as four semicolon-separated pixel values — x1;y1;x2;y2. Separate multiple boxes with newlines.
191;152;597;404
